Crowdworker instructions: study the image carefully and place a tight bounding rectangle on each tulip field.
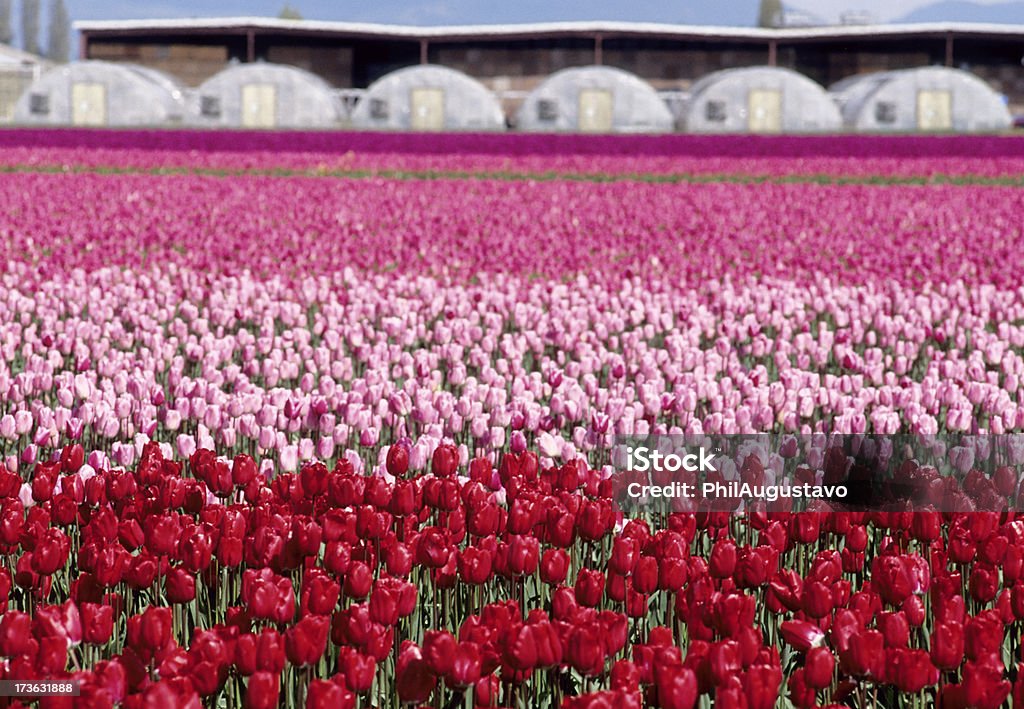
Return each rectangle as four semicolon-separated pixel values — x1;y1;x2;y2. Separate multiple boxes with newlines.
3;129;1024;708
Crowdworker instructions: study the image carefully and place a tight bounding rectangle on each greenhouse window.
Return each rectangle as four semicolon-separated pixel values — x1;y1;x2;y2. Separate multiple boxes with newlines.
537;99;558;122
875;101;897;124
200;96;221;118
705;100;727;122
370;98;389;120
29;93;49;115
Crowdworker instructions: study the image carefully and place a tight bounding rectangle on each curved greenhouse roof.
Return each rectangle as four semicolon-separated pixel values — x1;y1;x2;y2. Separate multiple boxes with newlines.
831;66;1011;132
351;65;505;131
515;65;673;133
684;66;841;133
188;62;343;129
13;60;185;126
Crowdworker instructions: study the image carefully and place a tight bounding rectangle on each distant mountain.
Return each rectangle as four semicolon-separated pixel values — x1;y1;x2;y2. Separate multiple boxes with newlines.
895;1;1024;23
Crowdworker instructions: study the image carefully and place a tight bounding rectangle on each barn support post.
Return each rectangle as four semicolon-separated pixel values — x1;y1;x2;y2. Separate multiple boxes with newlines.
594;34;603;65
420;39;429;65
945;32;954;66
79;32;89;60
768;39;777;66
246;29;256;62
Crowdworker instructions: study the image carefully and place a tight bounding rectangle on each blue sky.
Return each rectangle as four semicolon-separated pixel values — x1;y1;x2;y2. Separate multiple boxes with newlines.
60;0;1017;25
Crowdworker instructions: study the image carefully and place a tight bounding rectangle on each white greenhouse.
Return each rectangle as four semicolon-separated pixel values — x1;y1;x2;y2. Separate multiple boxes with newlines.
830;66;1012;132
13;60;185;126
188;62;343;129
515;65;673;133
683;66;842;133
350;65;505;131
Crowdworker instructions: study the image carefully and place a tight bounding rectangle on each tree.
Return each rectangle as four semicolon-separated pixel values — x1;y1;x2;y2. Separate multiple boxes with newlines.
21;0;40;54
758;0;783;28
47;0;70;62
0;0;13;46
278;4;302;20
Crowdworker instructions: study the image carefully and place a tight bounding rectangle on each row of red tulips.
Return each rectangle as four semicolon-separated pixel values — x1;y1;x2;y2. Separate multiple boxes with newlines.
0;440;1022;707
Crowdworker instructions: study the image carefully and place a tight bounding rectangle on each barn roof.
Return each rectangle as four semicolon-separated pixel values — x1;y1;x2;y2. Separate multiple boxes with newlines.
73;18;1024;42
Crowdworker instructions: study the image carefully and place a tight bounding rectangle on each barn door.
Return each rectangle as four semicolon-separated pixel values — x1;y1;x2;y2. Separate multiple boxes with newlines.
242;84;277;128
578;89;613;132
410;88;445;130
917;90;952;131
71;82;106;126
748;89;782;132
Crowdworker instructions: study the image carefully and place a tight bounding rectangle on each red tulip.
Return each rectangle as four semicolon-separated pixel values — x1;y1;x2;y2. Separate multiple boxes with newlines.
744;663;783;709
575;569;606;608
633;556;659;595
306;679;353;709
709;539;737;579
302;568;340;616
804;647;834;690
331;649;371;694
165;567;196;604
369;583;400;627
343;561;373;599
709;640;741;686
965;612;1003;662
611;537;639;576
458;546;493;585
386;444;409;478
840;629;884;678
449;642;482;687
505;623;538;671
567;623;605;676
81;603;114;645
245;672;279;709
0;610;33;656
969;564;1000;604
963;660;1011;709
540;548;569;585
242;569;294;625
395;642;436;704
126;606;172;661
801;580;833;618
508;535;539;576
930;620;965;671
872;556;912;606
284;615;329;667
655;665;697;709
255;629;286;674
32;527;71;575
431;444;459;477
422;630;457;675
878;611;910;647
886;648;938;692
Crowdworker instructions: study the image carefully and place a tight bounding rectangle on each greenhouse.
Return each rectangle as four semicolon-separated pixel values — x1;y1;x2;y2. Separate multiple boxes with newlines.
188;62;343;129
350;65;505;131
683;66;841;133
13;60;185;126
516;66;673;133
830;66;1012;132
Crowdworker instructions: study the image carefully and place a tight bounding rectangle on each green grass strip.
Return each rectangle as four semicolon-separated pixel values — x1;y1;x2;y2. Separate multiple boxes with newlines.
1;162;1023;186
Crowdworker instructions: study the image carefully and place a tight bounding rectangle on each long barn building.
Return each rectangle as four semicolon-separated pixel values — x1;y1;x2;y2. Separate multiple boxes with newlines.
75;18;1024;115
